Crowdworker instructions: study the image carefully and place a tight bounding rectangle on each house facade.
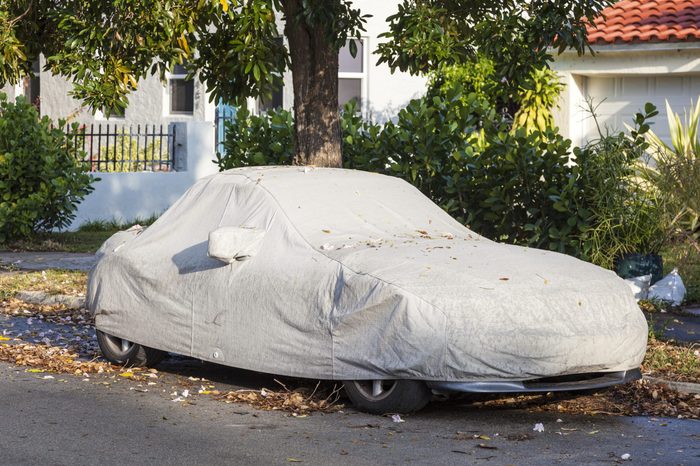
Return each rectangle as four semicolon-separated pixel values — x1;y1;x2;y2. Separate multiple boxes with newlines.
2;1;426;133
553;0;700;147
2;57;214;127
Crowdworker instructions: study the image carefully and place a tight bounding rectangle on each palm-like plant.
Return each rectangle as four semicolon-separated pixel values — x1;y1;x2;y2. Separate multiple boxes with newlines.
641;100;700;245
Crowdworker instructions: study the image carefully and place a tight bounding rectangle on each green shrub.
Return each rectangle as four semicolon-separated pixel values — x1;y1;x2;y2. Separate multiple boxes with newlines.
513;67;564;134
0;94;95;241
641;99;700;243
216;106;294;169
425;57;503;112
576;102;666;268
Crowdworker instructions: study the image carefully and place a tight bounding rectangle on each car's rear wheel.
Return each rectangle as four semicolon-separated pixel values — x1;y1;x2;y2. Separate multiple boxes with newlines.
343;379;432;414
96;329;166;367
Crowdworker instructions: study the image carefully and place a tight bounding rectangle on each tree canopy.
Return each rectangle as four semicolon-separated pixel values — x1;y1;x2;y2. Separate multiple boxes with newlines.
0;0;611;166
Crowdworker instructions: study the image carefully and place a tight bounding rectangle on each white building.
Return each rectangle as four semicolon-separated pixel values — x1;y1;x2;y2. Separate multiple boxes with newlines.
552;0;700;147
3;1;426;133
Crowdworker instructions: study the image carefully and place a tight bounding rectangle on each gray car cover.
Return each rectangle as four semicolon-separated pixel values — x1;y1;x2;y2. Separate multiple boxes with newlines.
88;167;647;382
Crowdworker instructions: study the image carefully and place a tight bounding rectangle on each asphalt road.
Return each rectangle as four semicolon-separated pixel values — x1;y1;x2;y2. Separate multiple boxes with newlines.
1;361;699;466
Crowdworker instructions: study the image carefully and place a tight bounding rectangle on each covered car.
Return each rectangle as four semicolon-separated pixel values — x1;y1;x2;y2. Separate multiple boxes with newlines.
87;167;647;413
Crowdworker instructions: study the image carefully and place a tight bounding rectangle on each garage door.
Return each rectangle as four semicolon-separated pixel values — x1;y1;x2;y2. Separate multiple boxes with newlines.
583;75;700;144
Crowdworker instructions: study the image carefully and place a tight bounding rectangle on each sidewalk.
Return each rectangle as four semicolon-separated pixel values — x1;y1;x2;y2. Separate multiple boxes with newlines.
0;251;96;272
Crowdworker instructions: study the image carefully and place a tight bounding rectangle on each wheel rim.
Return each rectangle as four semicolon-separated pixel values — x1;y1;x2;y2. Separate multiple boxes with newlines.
102;333;135;356
352;380;398;401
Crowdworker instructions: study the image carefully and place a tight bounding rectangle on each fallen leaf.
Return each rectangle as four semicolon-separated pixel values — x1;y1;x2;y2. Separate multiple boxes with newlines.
287;458;303;463
477;444;497;450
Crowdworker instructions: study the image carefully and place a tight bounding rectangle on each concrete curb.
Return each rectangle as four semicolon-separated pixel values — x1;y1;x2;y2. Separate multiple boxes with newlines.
15;291;85;310
643;376;700;395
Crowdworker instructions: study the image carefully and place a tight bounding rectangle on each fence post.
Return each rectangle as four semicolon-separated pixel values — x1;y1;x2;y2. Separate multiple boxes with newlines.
170;122;187;172
169;121;217;178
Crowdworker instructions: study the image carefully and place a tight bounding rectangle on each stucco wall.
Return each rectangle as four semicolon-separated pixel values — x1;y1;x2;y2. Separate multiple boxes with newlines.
2;55;215;126
353;0;428;122
552;43;700;148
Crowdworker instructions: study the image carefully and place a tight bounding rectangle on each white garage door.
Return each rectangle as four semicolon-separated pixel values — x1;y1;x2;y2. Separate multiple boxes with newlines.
584;75;700;144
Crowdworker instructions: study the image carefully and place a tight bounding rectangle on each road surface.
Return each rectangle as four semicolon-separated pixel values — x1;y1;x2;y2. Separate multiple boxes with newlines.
1;361;698;466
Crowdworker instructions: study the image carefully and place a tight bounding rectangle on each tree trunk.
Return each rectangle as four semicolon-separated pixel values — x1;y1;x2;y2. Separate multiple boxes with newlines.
282;0;342;167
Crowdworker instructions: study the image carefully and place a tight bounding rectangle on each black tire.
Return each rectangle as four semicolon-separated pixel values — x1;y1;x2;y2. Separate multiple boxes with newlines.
343;379;432;414
96;329;166;367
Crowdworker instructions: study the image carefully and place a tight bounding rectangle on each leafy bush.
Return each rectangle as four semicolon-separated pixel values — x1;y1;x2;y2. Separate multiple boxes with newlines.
641;99;700;243
216;106;294;168
425;57;503;112
0;94;95;241
576;102;666;268
513;67;564;134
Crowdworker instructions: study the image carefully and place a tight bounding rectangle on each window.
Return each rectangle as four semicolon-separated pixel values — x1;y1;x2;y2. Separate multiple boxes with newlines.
338;39;366;109
169;64;194;115
257;38;285;112
254;38;368;114
23;59;40;111
258;74;284;112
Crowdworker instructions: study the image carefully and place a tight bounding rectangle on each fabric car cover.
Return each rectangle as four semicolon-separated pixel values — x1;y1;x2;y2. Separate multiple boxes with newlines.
87;167;647;382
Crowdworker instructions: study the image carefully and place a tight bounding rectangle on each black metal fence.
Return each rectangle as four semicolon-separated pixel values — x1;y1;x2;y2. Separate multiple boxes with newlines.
67;124;176;172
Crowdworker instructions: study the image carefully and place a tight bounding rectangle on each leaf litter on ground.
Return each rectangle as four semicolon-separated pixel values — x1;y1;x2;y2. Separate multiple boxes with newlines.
218;379;344;415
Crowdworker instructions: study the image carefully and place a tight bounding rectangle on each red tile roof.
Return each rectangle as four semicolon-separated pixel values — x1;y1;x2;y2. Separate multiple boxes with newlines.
587;0;700;45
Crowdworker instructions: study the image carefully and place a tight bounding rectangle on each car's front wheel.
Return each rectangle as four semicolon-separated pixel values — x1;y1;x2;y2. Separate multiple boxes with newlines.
343;379;432;414
96;329;166;367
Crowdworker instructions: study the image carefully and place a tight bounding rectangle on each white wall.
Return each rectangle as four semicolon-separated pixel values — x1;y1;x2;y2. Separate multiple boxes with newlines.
69;122;218;229
551;43;700;148
354;0;428;122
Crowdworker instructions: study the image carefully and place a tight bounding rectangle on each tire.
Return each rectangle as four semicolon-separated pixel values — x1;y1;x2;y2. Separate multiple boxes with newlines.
343;379;432;414
96;329;166;367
